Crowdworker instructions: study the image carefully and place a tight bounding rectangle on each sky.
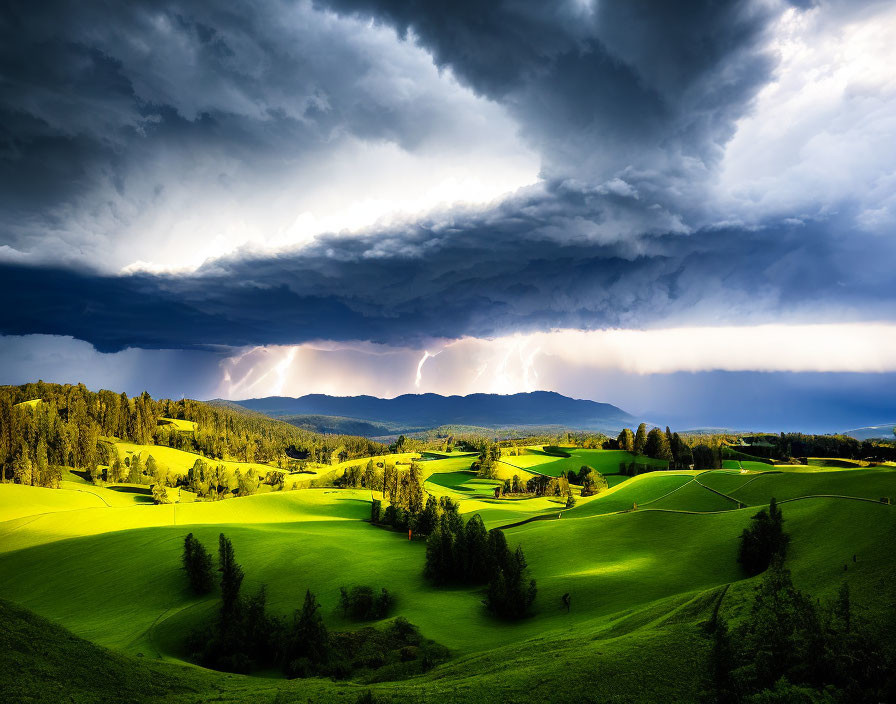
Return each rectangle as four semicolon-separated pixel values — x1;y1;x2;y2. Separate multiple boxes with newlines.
2;0;896;431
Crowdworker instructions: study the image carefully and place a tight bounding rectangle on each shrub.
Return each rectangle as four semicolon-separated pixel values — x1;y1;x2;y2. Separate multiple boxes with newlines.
339;585;395;621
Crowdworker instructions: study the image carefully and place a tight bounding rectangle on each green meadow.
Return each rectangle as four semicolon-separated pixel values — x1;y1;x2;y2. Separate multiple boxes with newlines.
497;446;668;478
1;445;894;703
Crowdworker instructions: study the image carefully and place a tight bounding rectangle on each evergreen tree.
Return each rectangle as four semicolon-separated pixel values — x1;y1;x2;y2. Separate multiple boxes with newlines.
219;534;244;618
34;436;49;487
617;428;635;452
633;423;648;455
463;514;489;582
145;455;160;483
416;495;439;535
182;533;214;594
127;453;143;483
645;427;673;461
737;498;789;575
485;537;537;619
110;453;124;483
13;449;33;485
284;589;329;674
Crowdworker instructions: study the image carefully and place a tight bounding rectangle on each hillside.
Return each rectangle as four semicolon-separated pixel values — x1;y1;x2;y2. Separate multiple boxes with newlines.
1;382;894;702
1;431;894;702
223;391;635;433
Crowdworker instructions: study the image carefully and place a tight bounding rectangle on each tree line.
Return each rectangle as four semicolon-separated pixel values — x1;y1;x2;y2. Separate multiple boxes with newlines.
370;491;538;620
705;499;893;700
0;382;388;488
732;432;896;462
706;562;893;702
422;501;537;619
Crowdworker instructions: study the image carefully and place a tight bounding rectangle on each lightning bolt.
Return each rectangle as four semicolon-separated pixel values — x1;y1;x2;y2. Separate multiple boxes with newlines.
415;349;441;388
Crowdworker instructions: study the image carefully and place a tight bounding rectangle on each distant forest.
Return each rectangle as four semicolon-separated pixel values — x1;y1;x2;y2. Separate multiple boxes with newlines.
1;382;894;490
0;382;388;488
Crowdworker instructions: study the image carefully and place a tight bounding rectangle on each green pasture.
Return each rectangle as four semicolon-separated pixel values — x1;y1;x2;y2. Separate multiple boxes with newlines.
730;467;896;506
157;417;198;432
112;442;280;477
498;448;667;479
721;459;776;471
698;468;769;494
566;472;697;517
0;454;894;703
13;398;42;409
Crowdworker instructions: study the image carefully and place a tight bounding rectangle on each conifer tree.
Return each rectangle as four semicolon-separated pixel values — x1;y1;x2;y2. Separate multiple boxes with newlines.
128;453;143;483
182;533;214;594
219;533;244;618
633;423;648;456
617;428;635;452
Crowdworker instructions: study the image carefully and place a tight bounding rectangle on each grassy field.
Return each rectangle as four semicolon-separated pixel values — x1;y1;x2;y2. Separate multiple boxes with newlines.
0;449;894;703
497;447;667;479
729;467;896;505
158;417;198;432
112;442;280;477
13;398;42;409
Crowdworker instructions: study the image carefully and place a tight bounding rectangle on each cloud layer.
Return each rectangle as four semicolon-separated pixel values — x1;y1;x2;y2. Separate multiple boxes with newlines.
2;208;894;352
2;0;895;424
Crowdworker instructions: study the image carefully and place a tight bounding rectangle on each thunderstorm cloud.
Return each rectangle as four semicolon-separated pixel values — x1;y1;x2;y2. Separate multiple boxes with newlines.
2;0;896;427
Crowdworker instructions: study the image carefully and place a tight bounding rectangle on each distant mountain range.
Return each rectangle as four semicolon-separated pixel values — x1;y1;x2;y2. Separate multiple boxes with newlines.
218;391;634;436
841;424;896;441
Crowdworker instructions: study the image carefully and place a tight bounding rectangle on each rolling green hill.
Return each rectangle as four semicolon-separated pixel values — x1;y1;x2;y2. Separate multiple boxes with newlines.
0;425;894;702
497;447;667;478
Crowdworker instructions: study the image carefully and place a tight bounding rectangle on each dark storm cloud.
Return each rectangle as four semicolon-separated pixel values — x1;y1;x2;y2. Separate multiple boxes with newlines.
3;188;894;351
2;0;894;353
319;0;785;182
0;0;505;259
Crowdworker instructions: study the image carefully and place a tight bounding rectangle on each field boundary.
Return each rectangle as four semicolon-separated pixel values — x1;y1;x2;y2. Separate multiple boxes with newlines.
693;473;744;506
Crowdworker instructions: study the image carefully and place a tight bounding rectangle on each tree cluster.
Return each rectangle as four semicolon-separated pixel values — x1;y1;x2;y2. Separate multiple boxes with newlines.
616;424;695;469
334;459;383;491
707;562;894;702
424;510;537;619
184;458;262;500
182;533;214;594
369;463;430;533
737;498;789;576
565;466;609;497
185;534;443;680
500;473;572;498
339;585;395;621
733;432;896;463
0;381;388;488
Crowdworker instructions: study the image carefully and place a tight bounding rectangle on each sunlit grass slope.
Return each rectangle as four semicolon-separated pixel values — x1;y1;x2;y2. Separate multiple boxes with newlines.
565;471;697;517
0;462;893;703
730;467;896;505
113;442;279;477
158;417;198;432
0;485;752;660
498;447;667;478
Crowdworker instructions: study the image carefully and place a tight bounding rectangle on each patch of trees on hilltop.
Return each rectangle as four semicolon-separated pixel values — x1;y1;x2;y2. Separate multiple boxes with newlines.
735;432;896;462
614;423;700;470
0;382;387;488
611;423;896;471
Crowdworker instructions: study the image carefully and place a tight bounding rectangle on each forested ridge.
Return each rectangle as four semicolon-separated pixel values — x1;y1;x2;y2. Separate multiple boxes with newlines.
0;382;387;487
